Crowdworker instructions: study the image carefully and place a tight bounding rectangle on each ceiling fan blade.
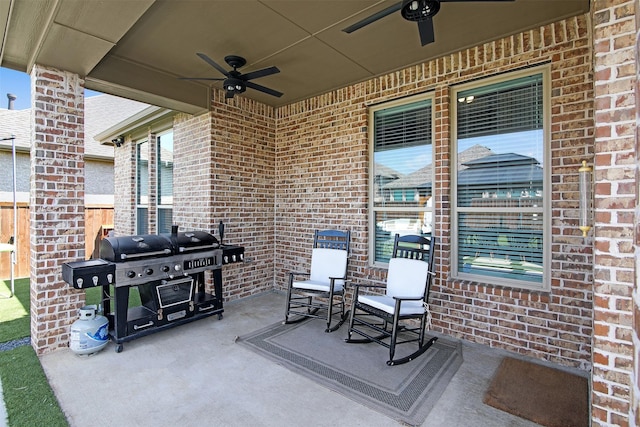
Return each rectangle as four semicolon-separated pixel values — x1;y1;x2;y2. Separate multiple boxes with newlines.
196;53;230;77
417;18;435;46
245;81;283;98
342;1;403;33
178;77;225;81
241;66;280;81
440;0;514;2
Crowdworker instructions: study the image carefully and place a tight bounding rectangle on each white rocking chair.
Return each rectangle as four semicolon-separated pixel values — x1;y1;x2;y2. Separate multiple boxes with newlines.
284;229;350;332
345;234;436;365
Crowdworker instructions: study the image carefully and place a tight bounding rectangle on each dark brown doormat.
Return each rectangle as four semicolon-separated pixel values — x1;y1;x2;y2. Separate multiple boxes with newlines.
483;357;589;427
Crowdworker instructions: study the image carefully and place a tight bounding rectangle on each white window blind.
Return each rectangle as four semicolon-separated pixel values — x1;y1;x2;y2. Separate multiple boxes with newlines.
454;72;547;288
370;96;433;264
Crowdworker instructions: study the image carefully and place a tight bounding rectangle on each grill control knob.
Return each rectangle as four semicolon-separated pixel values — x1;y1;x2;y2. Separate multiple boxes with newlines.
127;270;136;278
162;265;170;273
145;268;154;275
174;264;181;271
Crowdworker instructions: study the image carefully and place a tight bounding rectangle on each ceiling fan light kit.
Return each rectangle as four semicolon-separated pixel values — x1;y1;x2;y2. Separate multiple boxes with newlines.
401;0;440;21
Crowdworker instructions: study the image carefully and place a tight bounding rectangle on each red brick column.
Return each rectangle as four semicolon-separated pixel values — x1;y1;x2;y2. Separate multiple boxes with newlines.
592;0;637;425
29;65;85;354
634;1;640;425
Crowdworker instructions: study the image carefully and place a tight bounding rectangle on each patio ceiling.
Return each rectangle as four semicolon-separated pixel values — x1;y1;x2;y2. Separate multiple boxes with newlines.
0;0;589;114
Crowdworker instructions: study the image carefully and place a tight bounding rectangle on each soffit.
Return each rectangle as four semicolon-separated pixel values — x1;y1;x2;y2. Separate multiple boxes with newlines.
0;0;590;112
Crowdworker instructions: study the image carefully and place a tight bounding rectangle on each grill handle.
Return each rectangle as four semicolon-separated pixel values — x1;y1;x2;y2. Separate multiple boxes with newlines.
120;248;172;260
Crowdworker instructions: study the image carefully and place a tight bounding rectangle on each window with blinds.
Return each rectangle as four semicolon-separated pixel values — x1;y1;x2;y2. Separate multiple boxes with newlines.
136;140;149;234
369;94;434;265
157;131;173;234
452;69;548;289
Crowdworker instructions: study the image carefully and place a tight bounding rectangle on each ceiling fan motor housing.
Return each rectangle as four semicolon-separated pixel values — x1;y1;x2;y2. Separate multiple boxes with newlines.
401;0;440;21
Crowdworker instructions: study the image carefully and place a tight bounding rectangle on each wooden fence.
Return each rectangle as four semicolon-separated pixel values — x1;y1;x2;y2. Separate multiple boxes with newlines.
0;203;114;279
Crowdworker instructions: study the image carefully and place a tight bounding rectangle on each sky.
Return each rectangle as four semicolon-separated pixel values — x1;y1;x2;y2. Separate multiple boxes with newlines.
0;67;101;110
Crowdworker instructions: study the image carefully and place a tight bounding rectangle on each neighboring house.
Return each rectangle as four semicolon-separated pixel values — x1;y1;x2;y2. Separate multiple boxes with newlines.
0;93;149;205
0;93;149;275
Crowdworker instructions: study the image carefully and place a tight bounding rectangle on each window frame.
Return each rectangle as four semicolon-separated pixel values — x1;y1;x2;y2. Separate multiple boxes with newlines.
450;66;552;291
368;92;435;267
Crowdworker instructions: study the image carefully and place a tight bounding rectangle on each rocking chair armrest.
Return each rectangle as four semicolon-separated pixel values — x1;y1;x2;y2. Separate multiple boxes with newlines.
352;283;386;289
392;295;424;301
289;271;311;277
328;277;349;291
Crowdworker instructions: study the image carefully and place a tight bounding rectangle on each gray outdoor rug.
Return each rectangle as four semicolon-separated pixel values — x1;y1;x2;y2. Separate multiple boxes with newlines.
237;319;463;426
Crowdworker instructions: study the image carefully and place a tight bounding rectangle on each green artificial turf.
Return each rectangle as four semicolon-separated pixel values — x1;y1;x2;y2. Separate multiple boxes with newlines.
0;278;69;427
0;278;142;427
0;278;31;343
0;345;68;427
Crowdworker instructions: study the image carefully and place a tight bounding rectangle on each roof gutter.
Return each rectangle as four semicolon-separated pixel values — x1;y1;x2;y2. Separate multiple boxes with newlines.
96;105;174;145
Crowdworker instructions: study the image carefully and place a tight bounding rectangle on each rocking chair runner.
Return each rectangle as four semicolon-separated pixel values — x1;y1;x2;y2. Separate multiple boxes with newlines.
284;229;351;332
346;234;437;365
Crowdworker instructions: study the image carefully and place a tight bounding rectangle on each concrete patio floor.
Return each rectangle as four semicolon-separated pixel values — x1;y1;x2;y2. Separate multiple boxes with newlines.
39;291;546;427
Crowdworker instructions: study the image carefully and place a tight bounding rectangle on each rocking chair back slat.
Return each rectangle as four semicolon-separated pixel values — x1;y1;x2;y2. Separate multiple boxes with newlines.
314;229;350;252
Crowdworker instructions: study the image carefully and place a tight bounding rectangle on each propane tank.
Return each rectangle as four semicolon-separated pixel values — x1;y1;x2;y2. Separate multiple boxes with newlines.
70;305;109;355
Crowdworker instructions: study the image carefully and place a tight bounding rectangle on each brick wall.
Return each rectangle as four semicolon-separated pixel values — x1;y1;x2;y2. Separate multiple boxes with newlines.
113;136;135;235
173;112;213;230
147;134;157;234
635;3;640;426
592;1;638;425
174;91;276;300
29;65;86;354
276;14;594;371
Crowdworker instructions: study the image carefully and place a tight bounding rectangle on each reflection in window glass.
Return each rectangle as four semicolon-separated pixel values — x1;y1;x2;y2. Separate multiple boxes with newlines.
454;72;545;286
370;96;433;264
136;141;148;234
157;132;173;234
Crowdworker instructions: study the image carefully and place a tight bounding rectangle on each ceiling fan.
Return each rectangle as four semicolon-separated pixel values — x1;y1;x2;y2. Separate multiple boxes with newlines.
180;53;283;99
343;0;515;46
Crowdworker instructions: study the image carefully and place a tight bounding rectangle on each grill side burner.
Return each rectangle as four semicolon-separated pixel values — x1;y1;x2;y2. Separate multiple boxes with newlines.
63;227;244;353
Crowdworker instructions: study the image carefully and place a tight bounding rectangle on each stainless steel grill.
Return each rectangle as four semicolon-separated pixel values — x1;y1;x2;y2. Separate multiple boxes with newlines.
62;225;244;352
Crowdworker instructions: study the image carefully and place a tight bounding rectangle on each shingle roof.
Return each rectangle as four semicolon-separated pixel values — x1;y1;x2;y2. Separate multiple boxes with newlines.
84;95;149;158
0;94;149;159
0;109;29;147
375;163;402;180
383;144;495;190
458;152;543;185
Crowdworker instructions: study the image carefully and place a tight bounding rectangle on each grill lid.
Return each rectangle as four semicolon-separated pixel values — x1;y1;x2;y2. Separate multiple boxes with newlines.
100;234;173;262
168;231;220;253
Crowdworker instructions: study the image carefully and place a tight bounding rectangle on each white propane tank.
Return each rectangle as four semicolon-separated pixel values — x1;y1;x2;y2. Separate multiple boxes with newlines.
70;305;109;355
